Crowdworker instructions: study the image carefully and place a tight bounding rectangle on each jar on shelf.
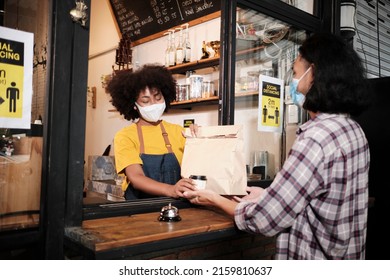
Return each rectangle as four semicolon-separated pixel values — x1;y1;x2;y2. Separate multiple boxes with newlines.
176;84;190;101
189;74;203;99
260;68;274;77
202;80;214;98
247;71;260;91
239;76;251;92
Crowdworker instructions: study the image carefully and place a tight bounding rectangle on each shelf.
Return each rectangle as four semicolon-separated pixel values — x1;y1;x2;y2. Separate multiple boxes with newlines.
236;45;265;57
168;57;220;75
170;96;219;109
234;91;259;106
235;90;258;97
168;46;266;75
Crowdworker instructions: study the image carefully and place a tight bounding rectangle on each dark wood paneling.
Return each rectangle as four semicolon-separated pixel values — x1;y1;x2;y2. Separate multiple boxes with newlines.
42;0;90;259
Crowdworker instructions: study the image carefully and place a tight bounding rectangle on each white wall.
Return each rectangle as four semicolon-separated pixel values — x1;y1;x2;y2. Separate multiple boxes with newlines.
86;0;122;161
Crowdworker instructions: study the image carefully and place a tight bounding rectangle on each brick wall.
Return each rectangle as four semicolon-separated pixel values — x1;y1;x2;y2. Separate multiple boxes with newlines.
31;0;49;123
32;66;46;122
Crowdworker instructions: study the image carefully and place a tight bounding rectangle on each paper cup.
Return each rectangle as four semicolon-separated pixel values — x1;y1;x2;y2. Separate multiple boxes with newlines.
190;175;207;190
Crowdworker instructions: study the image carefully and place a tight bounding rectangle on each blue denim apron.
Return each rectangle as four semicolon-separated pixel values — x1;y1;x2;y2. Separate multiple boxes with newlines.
124;122;181;200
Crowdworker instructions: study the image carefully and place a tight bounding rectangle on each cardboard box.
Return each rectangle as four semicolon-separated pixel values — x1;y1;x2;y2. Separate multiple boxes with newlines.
0;137;42;229
86;180;123;197
88;156;116;180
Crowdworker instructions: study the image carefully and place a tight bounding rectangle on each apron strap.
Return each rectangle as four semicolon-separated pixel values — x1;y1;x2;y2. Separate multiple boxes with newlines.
136;123;145;154
136;121;173;154
159;122;174;154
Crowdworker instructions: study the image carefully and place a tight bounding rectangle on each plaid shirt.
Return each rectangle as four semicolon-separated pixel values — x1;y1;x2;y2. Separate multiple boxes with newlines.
235;113;370;259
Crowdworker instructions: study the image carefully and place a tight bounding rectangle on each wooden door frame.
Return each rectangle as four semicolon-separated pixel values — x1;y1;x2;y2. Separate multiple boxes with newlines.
42;0;90;259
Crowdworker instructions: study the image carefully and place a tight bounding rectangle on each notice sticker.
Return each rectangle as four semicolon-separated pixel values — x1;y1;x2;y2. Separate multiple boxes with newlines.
257;75;284;133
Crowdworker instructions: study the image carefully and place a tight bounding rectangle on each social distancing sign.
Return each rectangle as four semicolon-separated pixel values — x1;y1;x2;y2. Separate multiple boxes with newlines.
257;75;284;133
0;26;33;129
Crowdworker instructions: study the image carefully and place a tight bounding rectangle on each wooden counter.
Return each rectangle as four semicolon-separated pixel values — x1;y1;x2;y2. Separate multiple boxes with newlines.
65;182;276;259
64;207;246;259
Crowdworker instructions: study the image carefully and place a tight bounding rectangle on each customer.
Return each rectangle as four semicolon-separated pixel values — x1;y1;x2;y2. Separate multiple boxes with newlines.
183;33;371;259
106;64;195;200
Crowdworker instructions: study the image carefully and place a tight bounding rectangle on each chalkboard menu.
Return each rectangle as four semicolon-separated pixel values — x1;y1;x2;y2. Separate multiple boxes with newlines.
109;0;221;44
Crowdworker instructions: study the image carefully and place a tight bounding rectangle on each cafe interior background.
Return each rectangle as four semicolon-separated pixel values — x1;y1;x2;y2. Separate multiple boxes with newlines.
0;0;389;259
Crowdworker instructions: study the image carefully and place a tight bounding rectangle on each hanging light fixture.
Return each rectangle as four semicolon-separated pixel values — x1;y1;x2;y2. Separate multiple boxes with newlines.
340;0;356;39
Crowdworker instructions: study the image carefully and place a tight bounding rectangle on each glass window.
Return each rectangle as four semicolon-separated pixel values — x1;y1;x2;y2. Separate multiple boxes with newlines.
234;7;308;180
278;0;315;15
0;0;49;232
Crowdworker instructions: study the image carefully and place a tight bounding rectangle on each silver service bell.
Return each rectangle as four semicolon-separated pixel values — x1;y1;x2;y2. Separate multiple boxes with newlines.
158;203;181;222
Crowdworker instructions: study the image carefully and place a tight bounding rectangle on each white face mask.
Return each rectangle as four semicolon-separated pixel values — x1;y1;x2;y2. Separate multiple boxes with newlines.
135;102;166;123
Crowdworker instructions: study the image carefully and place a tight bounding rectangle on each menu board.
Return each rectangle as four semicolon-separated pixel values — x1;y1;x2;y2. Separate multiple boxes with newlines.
109;0;221;44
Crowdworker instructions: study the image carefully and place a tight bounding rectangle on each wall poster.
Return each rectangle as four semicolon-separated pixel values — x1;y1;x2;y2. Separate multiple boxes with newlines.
0;26;33;129
257;75;284;133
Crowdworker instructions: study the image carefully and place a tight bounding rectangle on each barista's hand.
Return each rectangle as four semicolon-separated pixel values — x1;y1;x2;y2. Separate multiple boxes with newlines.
182;124;200;138
189;124;199;137
172;178;197;198
233;186;265;203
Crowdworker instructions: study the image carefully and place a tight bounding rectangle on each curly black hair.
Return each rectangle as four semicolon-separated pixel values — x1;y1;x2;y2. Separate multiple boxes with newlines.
301;33;371;117
106;64;177;121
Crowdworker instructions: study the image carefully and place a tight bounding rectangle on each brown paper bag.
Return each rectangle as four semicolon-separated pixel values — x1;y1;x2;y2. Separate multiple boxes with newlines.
181;125;247;195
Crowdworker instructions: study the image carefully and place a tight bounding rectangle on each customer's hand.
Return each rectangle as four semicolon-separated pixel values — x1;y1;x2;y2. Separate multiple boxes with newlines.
233;186;265;203
184;188;238;217
183;189;220;207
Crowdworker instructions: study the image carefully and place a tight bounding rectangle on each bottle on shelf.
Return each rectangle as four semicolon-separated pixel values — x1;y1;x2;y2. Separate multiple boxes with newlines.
175;27;184;65
201;40;210;60
168;29;176;66
163;31;171;68
181;23;191;63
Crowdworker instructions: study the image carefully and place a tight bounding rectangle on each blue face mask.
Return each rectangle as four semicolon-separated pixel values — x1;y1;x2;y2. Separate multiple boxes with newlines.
289;67;311;107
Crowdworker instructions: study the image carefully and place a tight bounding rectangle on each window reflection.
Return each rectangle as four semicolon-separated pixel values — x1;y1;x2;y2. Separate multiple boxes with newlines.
278;0;315;15
234;7;308;180
0;0;49;232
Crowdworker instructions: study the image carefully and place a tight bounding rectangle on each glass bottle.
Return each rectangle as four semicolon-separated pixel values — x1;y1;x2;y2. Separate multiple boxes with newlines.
163;31;171;67
182;23;191;63
175;27;184;65
168;29;176;66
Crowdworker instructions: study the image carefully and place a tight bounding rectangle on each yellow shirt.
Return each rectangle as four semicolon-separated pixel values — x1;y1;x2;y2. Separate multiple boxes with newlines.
114;120;186;179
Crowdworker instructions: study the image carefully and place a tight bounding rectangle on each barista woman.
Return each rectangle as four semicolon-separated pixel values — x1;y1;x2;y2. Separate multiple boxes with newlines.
106;64;195;200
